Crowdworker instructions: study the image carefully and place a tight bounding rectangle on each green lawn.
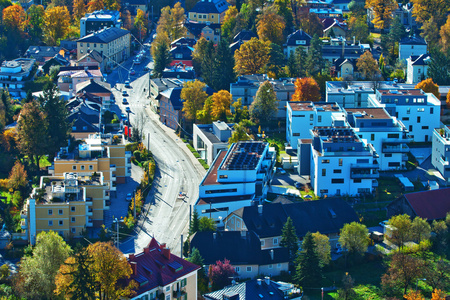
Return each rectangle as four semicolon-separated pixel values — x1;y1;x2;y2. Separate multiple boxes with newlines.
322;260;386;288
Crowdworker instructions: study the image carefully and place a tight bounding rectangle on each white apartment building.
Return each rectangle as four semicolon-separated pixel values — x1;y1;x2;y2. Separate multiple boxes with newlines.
399;36;427;62
301;127;379;197
431;126;450;183
193;121;233;166
367;89;441;142
286;101;345;150
195;141;276;222
345;108;411;170
406;54;430;84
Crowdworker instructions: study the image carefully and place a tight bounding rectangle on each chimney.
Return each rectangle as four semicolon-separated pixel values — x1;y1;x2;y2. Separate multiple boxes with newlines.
144;247;150;254
129;253;135;260
264;277;270;286
162;248;171;260
160;243;166;250
130;262;137;275
257;279;262;286
257;205;263;215
270;249;274;260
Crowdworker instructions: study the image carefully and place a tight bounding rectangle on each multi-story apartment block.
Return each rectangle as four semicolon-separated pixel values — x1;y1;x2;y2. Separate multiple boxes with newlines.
195;141;276;222
193;121;233;166
345;108;410;170
49;133;131;188
431;126;450;183
301;127;379;197
367;89;441;142
230;75;296;119
286;101;344;150
77;27;130;69
22;172;110;244
188;0;229;24
406;54;430;84
80;10;122;37
399;36;427;62
0;58;35;98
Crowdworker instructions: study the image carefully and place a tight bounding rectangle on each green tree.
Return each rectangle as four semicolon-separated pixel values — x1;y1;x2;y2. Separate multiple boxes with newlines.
411;217;431;243
273;0;293;34
0;90;14;126
212;39;235;91
294;232;322;288
305;34;324;76
249;81;278;126
348;15;369;43
200;41;215;88
196;96;213;124
151;34;172;78
381;16;406;60
381;253;424;296
280;217;298;262
312;232;331;267
228;122;251;143
356;51;381;80
265;43;286;78
339;222;369;256
298;12;323;37
221;6;238;38
199;217;216;232
231;98;249;123
156;2;186;41
365;0;397;30
338;273;356;300
181;80;208;123
234;37;270;75
191;37;208;76
187;248;208;292
27;4;45;40
427;49;450;85
15;231;72;299
189;209;200;235
387;214;412;249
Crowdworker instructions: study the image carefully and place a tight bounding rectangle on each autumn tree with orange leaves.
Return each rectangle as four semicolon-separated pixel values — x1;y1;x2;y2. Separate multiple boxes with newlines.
3;4;28;33
211;90;232;121
415;78;440;99
257;8;286;45
87;0;104;13
43;6;70;45
292;77;321;102
73;0;86;22
234;38;270;75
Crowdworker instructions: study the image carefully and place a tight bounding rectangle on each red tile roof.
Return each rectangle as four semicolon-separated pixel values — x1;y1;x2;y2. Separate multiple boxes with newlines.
404;189;450;220
127;238;200;296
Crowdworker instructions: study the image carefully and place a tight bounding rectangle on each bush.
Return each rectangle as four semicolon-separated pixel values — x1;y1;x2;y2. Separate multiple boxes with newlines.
133;150;141;162
198;159;209;170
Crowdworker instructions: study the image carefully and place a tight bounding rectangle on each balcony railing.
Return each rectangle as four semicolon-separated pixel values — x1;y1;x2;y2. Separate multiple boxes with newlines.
439;157;450;166
382;144;409;153
351;171;379;179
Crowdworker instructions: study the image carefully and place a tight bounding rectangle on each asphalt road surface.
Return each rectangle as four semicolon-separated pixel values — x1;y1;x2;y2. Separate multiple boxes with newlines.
109;61;205;256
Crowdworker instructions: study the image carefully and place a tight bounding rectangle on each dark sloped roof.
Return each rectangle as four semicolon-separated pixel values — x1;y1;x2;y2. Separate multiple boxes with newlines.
185;20;221;38
204;279;284;300
233;30;257;43
285;29;312;46
190;231;289;266
190;0;229;14
400;36;427;45
77;27;129;43
161;87;183;110
403;189;450;220
77;79;111;94
170;45;194;60
128;238;200;296
25;46;63;61
410;54;430;66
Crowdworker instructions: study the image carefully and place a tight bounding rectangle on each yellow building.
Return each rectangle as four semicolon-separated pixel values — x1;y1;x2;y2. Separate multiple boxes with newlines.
188;0;229;24
21;172;110;244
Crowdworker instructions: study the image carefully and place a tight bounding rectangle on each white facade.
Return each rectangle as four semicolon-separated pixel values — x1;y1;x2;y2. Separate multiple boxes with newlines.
367;89;441;142
399;38;427;62
286;101;345;149
406;54;429;84
431;126;450;183
193;122;232;166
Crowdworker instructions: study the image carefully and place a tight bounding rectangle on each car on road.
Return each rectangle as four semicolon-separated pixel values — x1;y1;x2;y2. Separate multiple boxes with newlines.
124;80;131;88
126;193;132;202
277;167;287;175
126;107;131;113
122;90;128;97
295;181;302;189
122;98;128;104
120;113;127;119
130;69;136;75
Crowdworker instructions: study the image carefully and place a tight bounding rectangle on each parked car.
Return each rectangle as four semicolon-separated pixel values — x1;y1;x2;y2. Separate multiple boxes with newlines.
277;167;286;175
122;98;128;104
124;80;131;88
126;193;132;202
126;107;131;113
295;182;302;189
122;90;128;97
130;69;135;75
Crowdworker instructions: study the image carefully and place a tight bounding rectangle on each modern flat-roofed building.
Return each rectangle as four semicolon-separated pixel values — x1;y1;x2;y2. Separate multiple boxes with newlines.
80;10;122;37
345;108;410;170
22;172;110;244
195;141;276;222
0;58;36;98
367;89;440;142
304;126;379;197
286;101;344;150
193;121;234;165
431;126;450;183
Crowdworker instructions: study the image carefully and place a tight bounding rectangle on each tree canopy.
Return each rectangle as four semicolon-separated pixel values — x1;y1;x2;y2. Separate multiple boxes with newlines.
234;38;271;75
249;81;278;126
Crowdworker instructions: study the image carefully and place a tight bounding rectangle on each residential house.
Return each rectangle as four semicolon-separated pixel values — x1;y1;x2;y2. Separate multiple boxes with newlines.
21;172;110;244
0;58;35;98
193;121;234;166
406;54;430;84
283;29;312;58
171;37;197;48
230;75;296;119
57;66;103;94
304;0;332;9
286;101;344;150
367;89;441;142
49;133;131;187
195;141;276;222
301;126;379;197
322;44;365;62
79;10;122;37
190;231;290;279
77;27;131;70
332;0;352;11
309;7;343;19
345;108;410;170
159;87;183;130
431;126;450;183
394;3;417;29
224;198;359;249
204;278;301;300
162;64;195;79
42;54;70;74
60;40;78;52
25;46;67;65
148;77;185;113
122;0;149;15
76;49;105;71
188;0;229;24
331;58;357;79
170;44;194;67
76;79;113;110
233;30;258;43
185;20;221;43
128;238;200;300
322;19;347;37
399;36;427;62
387;189;450;220
66;95;101;139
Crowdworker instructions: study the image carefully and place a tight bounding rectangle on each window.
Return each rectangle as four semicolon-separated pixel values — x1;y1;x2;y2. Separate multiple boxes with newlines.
333;169;342;173
261;240;265;246
322;169;326;176
165;296;170;300
71;217;76;223
59;220;64;226
71;228;76;233
322;159;330;164
353;179;361;183
422;126;429;129
80;165;85;170
237;221;240;228
87;43;90;47
58;209;63;215
48;209;53;215
310;114;314;121
180;278;187;287
277;263;281;268
94;43;96;47
80;43;83;47
71;206;75;212
318;116;322;122
175;53;183;59
389;162;400;167
269;264;273;269
339;158;343;166
371;134;375;141
72;165;77;170
431;108;434;114
407;108;410;114
166;286;171;292
246;266;252;272
100;44;103;48
417;108;424;112
385;153;392;157
388;133;399;138
320;189;328;194
293;133;300;136
219;175;228;179
273;238;278;245
332;178;344;184
417;116;421;123
211;15;214;18
357;159;369;164
235;266;240;272
402;117;409;121
80;50;84;54
89;165;93;170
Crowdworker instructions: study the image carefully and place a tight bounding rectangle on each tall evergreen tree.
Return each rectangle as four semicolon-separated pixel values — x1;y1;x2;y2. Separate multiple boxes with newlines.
294;232;322;288
201;40;215;88
152;39;172;78
280;216;298;263
190;209;200;235
266;43;286;78
212;39;235;91
249;81;278;127
305;35;323;76
427;49;450;85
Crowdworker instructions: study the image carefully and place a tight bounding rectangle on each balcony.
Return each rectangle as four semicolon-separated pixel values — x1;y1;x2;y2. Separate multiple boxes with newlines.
20;219;27;229
173;289;187;299
110;164;116;171
86;197;93;205
439;157;450;166
350;163;379;169
381;137;411;144
111;174;116;181
105;200;111;209
382;144;409;153
86;218;93;227
350;165;379;179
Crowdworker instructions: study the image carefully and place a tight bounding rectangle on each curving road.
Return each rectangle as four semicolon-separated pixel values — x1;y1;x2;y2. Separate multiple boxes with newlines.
109;57;205;256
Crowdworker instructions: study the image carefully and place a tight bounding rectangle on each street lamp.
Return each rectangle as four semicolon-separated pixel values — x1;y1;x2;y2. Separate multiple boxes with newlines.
113;217;124;249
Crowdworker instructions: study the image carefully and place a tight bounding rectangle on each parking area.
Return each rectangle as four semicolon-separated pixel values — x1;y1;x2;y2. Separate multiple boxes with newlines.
271;169;310;189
